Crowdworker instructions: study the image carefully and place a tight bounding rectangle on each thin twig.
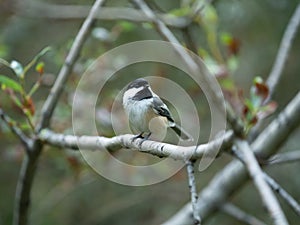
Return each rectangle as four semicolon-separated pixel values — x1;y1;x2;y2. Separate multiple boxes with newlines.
267;150;300;165
0;108;32;149
221;203;267;225
234;139;288;225
263;173;300;216
39;129;234;161
186;160;201;225
163;91;300;225
266;3;300;99
36;0;107;132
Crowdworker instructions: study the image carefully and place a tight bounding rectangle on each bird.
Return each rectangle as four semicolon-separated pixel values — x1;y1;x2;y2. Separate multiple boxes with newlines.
122;78;193;141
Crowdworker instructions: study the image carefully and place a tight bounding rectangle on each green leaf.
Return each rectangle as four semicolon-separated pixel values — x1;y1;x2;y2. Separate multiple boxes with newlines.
220;32;233;45
35;61;45;74
0;75;23;93
220;77;235;90
227;56;239;73
10;60;24;78
117;21;136;32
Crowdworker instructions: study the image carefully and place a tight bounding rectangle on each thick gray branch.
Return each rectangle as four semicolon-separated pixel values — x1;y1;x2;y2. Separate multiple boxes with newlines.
234;139;288;225
39;130;234;161
163;91;300;225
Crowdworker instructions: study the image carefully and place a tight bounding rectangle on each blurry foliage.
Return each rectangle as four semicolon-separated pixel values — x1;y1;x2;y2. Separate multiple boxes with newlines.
0;47;51;132
0;0;300;225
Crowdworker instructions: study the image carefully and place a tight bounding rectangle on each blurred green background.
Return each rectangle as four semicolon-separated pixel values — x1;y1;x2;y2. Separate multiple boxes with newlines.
0;0;300;224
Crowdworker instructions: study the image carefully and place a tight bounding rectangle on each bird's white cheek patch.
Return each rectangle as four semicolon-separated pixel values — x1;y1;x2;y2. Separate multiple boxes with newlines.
122;87;144;104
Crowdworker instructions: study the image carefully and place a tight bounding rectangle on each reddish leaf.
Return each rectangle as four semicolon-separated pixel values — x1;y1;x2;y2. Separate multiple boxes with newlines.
227;37;241;55
257;101;278;120
35;62;45;75
23;96;35;116
254;77;269;101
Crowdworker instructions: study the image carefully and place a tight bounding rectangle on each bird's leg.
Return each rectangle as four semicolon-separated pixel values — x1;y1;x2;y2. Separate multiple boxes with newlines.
132;132;145;141
143;132;152;140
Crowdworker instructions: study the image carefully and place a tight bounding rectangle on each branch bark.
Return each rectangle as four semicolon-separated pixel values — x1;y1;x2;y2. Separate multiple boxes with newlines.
186;160;201;225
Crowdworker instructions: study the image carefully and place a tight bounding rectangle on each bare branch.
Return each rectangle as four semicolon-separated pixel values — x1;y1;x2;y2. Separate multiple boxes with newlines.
36;0;106;131
163;91;300;225
263;174;300;216
233;139;288;225
0;108;32;149
267;3;300;98
18;1;190;28
38;129;234;161
221;203;267;225
186;160;201;225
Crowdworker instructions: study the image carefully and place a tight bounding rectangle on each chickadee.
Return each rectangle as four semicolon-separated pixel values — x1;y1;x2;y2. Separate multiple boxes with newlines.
123;78;193;141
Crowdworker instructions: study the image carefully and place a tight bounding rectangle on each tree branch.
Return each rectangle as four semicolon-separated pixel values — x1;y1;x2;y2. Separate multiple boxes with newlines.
36;0;107;132
221;203;267;225
267;150;300;165
18;1;190;28
38;129;234;161
163;91;300;225
186;160;201;225
266;3;300;99
0;108;32;149
13;152;40;225
233;139;288;225
263;173;300;216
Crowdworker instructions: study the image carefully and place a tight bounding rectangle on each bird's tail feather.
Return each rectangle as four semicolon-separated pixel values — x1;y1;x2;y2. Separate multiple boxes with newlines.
170;124;193;141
